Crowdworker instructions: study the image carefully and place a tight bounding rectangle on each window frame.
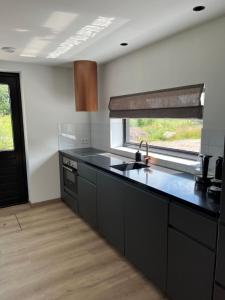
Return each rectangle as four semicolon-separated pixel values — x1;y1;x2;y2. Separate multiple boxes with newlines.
122;119;201;159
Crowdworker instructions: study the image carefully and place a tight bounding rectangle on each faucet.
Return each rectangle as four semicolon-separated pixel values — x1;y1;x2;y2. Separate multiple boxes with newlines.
139;140;151;165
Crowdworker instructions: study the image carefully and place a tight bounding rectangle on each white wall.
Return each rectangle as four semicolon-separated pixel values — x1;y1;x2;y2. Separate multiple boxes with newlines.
1;16;225;202
91;16;225;162
0;61;91;203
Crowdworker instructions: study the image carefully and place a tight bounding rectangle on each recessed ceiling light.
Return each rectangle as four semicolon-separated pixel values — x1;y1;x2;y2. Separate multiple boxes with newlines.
120;42;128;46
193;5;206;12
1;46;16;53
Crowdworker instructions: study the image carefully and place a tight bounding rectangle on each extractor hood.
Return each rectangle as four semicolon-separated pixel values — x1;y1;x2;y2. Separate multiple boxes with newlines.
74;60;98;112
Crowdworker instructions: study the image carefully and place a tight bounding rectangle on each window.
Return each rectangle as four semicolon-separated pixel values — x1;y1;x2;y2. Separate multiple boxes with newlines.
109;84;204;155
124;118;203;154
0;84;14;151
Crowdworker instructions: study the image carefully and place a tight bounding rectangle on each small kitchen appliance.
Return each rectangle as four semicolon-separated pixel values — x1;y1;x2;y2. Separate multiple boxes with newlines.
208;156;224;198
195;154;213;185
215;156;223;180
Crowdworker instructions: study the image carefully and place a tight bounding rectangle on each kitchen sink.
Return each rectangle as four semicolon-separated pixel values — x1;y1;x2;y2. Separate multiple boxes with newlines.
111;162;149;171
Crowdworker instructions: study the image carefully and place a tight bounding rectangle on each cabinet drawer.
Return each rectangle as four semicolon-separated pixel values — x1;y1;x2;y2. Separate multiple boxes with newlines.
214;284;225;300
169;203;217;249
78;162;97;184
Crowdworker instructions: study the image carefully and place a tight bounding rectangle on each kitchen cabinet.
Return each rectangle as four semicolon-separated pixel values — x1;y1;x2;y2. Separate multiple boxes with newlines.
220;191;225;225
214;284;225;300
97;171;125;254
78;162;97;184
167;227;215;300
60;152;219;300
124;186;168;291
78;176;97;228
97;169;168;290
170;202;217;249
220;181;225;223
215;224;225;288
220;143;225;224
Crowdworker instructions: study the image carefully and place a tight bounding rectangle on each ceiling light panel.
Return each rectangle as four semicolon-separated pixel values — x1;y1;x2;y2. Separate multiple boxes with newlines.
14;28;30;32
20;53;37;58
44;11;77;33
20;37;50;58
47;16;115;59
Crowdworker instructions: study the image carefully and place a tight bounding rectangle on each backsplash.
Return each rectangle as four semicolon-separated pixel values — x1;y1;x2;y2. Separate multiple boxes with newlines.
58;123;91;150
91;121;110;151
201;128;224;174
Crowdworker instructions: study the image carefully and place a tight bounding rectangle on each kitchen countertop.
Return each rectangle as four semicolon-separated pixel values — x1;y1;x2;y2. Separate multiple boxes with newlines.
59;148;220;217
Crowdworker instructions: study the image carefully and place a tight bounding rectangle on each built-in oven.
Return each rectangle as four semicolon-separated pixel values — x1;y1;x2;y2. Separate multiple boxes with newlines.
61;157;78;212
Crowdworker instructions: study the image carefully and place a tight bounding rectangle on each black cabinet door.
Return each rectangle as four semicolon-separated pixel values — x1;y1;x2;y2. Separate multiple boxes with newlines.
221;180;225;223
78;176;97;228
167;228;215;300
220;144;225;223
216;225;225;287
97;172;125;254
220;184;225;224
125;186;168;291
170;202;217;249
214;284;225;300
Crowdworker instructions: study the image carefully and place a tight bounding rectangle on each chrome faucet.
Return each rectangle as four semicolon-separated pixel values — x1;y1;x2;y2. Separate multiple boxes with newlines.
139;140;151;165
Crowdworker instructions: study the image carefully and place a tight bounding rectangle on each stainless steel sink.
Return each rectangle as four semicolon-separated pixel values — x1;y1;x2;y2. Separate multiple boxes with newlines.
111;162;149;171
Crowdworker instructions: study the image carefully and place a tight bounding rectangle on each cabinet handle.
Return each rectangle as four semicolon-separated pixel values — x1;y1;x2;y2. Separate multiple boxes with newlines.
63;165;74;173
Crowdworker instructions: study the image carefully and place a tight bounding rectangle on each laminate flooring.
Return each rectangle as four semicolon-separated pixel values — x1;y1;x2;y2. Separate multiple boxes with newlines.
0;200;167;300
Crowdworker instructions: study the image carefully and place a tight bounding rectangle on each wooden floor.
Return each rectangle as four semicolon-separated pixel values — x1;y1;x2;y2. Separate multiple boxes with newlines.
0;200;167;300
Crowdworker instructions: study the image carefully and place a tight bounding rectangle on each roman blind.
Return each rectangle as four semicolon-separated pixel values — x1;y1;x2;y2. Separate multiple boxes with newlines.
109;84;204;119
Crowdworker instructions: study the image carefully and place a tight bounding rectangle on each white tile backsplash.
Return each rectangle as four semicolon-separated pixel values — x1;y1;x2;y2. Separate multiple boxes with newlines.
201;128;225;151
58;122;91;150
91;122;110;151
201;128;224;175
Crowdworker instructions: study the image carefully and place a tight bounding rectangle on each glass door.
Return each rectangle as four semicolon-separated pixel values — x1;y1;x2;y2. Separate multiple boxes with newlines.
0;72;28;207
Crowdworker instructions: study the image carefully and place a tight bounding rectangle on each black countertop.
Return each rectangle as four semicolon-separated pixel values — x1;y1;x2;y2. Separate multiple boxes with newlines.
60;148;220;217
60;148;105;158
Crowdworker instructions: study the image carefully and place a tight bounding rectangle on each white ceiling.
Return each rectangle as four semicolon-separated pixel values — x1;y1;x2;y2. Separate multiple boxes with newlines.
0;0;225;66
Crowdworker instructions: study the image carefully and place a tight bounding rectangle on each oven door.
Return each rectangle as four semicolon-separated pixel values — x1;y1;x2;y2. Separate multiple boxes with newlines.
62;165;78;197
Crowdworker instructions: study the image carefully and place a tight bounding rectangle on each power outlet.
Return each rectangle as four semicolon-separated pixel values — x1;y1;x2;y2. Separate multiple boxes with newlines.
80;138;89;145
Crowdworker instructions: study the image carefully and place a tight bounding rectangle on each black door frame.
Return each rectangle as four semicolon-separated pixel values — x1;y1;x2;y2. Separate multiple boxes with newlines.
0;72;28;206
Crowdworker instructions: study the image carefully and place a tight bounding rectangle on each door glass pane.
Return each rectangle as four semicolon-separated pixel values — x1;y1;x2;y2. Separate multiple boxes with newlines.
0;84;14;151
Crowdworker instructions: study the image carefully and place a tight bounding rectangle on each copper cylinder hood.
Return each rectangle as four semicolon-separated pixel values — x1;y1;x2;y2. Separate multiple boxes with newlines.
74;60;98;111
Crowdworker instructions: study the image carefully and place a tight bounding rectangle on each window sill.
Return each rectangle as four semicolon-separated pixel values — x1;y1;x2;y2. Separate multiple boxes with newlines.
110;146;199;174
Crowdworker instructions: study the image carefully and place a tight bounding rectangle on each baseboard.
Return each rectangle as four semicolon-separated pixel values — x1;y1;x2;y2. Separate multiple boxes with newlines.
30;198;62;207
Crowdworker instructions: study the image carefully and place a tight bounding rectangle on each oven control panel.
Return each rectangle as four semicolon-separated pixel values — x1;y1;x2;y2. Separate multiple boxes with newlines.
63;157;78;170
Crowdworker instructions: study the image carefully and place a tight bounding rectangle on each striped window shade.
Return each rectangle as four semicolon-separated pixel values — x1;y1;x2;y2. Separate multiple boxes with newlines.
109;84;204;119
